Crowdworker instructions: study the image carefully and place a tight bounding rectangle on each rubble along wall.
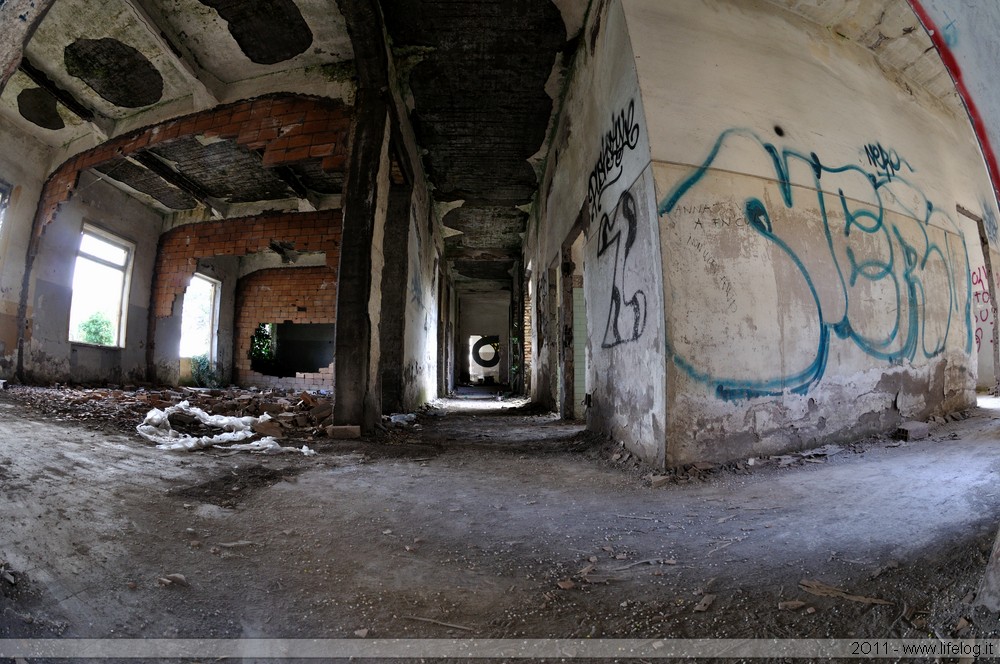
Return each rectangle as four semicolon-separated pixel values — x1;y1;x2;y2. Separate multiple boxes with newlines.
626;0;997;464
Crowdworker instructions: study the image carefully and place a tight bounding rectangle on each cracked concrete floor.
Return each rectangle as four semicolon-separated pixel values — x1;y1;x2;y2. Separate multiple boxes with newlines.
1;390;1000;657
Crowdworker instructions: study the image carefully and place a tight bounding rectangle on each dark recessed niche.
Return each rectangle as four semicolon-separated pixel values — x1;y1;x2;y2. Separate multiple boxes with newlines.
774;125;785;137
17;87;64;130
199;0;313;65
64;38;164;108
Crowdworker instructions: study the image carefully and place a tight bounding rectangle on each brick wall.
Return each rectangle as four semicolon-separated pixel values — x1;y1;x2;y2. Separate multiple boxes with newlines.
153;210;341;317
29;94;350;244
234;267;337;390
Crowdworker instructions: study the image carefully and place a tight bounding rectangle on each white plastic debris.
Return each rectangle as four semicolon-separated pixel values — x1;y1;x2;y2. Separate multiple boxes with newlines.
388;413;417;426
136;401;315;456
216;438;316;456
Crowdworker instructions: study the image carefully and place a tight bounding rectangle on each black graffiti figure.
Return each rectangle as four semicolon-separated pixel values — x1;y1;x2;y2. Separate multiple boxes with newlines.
472;335;501;368
597;190;647;348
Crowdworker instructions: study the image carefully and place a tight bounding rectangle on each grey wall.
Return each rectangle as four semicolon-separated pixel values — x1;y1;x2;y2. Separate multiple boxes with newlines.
0;115;53;378
26;172;163;383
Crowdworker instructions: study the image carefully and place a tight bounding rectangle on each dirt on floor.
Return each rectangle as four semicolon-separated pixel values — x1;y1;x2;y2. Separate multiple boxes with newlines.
0;384;999;662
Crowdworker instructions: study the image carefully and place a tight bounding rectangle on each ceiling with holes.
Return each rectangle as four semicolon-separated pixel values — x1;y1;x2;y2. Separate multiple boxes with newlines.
0;0;960;293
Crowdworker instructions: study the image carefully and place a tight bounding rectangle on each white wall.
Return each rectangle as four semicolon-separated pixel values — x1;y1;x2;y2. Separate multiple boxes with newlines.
402;180;440;408
529;0;668;466
0;115;53;378
626;0;996;463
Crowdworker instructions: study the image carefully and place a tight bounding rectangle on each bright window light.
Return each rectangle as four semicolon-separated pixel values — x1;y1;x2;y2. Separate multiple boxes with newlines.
68;226;133;347
180;274;219;359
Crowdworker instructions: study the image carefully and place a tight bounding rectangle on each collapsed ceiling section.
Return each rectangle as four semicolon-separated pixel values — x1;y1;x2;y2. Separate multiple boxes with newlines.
1;0;590;290
0;0;357;215
383;0;575;292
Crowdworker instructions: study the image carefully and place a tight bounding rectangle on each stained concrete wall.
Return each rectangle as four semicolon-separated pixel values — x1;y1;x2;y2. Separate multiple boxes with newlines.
627;0;997;464
528;0;667;465
0;115;52;378
26;172;163;383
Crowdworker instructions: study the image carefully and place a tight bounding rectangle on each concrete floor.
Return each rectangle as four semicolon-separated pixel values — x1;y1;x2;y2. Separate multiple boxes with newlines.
1;390;999;652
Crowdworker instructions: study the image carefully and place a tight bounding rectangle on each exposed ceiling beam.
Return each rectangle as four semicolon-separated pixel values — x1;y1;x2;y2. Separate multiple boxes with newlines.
271;165;309;199
444;245;521;261
19;58;93;122
19;57;112;139
269;164;328;212
129;152;227;218
119;0;222;108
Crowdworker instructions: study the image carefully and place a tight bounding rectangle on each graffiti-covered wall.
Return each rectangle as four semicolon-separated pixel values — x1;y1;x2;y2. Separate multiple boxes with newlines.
529;0;667;466
625;0;997;464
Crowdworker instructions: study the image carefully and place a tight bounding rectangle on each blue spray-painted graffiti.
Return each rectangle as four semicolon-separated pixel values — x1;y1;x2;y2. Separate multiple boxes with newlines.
658;128;972;401
598;189;647;347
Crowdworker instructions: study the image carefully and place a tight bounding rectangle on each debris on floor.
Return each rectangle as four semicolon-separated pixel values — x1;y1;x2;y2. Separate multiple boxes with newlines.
386;413;419;428
1;384;343;453
798;579;892;605
136;401;315;455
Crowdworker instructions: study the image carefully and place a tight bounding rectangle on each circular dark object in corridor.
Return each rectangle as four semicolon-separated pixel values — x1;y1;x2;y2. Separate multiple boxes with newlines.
774;125;785;137
64;38;164;108
472;335;501;368
17;87;64;130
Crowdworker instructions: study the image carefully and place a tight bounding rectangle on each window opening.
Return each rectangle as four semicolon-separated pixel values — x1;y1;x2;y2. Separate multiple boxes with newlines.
68;225;133;347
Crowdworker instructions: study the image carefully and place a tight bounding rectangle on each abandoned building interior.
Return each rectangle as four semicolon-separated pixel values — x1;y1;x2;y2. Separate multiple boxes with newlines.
3;0;1000;652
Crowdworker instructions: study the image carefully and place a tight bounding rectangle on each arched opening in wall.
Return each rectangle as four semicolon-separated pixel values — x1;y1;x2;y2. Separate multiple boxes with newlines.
179;273;220;383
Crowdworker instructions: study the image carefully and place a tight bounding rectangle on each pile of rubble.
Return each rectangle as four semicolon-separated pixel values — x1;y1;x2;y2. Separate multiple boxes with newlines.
1;384;349;444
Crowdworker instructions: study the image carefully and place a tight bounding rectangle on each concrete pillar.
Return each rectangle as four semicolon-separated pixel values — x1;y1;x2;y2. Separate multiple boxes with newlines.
378;183;413;414
333;89;390;431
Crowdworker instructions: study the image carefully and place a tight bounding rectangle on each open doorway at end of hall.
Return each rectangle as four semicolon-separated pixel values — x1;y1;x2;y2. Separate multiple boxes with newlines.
457;291;511;389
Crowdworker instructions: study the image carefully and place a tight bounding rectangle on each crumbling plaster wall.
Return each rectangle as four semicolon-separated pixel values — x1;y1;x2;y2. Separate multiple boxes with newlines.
528;0;667;466
0;115;52;379
626;0;997;464
26;172;162;383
